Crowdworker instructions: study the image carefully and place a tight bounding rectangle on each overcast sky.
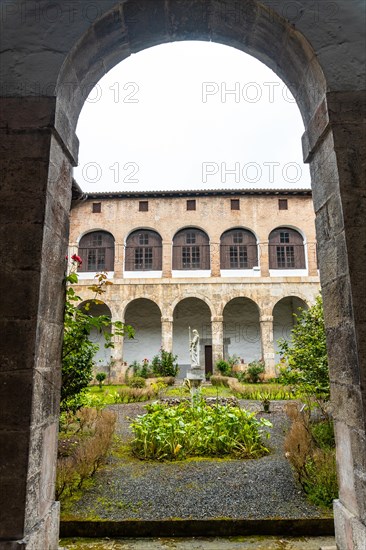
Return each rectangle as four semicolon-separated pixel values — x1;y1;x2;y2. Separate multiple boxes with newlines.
74;41;310;192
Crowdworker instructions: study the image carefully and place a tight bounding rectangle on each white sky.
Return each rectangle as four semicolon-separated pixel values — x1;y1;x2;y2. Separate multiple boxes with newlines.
74;41;310;192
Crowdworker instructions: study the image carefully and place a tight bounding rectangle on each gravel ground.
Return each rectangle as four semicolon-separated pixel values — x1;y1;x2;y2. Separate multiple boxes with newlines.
62;401;331;521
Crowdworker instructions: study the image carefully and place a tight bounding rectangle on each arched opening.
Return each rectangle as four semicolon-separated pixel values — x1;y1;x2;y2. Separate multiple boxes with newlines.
123;298;162;366
78;230;115;272
172;228;210;272
272;296;308;360
173;297;212;378
78;300;112;368
268;227;306;271
3;2;365;547
223;297;261;364
125;229;162;273
220;228;258;272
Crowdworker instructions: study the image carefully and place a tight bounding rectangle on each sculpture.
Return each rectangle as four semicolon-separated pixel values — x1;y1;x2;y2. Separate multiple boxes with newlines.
189;327;200;368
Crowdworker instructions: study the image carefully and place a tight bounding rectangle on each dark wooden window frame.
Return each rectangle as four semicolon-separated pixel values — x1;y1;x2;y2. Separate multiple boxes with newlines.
220;229;258;269
187;199;196;211
139;201;149;212
78;230;115;272
173;228;210;270
125;229;162;271
269;227;305;269
278;199;288;210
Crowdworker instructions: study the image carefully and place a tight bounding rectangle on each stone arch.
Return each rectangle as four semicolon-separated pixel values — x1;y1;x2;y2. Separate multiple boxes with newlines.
173;297;212;378
272;296;308;359
223;297;261;363
56;1;326;130
77;299;112;367
123;298;162;365
2;2;365;548
170;292;216;319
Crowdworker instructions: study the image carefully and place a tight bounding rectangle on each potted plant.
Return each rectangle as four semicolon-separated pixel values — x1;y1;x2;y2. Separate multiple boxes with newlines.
261;392;271;413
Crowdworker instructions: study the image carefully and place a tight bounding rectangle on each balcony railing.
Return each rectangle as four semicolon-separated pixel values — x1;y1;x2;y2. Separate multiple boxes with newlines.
125;245;162;271
77;246;115;272
172;245;210;270
220;244;258;269
268;244;306;269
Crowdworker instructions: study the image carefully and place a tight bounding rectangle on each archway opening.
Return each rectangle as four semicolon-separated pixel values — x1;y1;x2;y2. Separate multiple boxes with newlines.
173;298;212;378
123;298;162;366
223;297;261;364
78;300;112;371
273;296;308;361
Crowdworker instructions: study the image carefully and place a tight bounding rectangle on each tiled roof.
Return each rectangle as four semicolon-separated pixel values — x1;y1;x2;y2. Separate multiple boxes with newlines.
80;187;312;199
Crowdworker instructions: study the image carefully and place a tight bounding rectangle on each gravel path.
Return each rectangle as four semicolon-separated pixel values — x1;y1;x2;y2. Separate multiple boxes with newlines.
63;401;331;522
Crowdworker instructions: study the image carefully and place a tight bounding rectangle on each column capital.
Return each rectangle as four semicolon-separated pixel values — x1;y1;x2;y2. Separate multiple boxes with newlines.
161;316;173;323
260;315;273;323
211;316;223;323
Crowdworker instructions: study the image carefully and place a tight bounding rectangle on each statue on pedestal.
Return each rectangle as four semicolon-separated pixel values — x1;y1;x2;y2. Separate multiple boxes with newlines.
189;327;200;369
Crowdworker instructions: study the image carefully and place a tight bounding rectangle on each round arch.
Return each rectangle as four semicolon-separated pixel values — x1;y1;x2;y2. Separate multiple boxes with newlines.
173;297;212;378
57;1;326;130
123;298;162;365
78;300;112;367
222;297;261;363
220;227;258;270
272;296;308;359
78;229;115;272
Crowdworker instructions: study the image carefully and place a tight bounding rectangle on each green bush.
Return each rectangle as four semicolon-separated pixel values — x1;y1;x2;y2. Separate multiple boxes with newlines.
126;360;153;380
128;376;146;388
245;360;265;383
215;360;231;376
151;349;179;377
95;372;107;389
131;394;272;461
311;420;335;449
303;450;338;508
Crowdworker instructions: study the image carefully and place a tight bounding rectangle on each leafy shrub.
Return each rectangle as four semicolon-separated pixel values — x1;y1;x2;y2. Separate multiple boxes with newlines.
128;376;146;388
284;403;338;508
131;394;272;461
151;349;179;377
56;408;116;499
229;379;296;400
215;359;231;376
210;375;231;387
96;372;107;388
154;376;175;386
245;360;265;383
126;359;153;380
277;295;329;399
113;385;157;403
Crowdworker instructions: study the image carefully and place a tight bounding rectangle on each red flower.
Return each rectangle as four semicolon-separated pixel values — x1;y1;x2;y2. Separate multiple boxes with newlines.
71;254;83;265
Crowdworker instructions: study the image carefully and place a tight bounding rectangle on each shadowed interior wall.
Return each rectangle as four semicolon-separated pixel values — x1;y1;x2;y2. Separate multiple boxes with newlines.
223;298;261;363
273;297;308;358
123;298;162;365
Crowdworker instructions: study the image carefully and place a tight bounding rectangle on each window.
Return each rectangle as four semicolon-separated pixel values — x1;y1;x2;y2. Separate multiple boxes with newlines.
138;233;149;245
278;199;288;210
78;231;115;272
139;201;148;212
231;199;240;210
125;229;162;271
187;199;196;211
220;229;257;269
173;228;210;270
269;227;305;269
92;202;101;213
186;232;196;244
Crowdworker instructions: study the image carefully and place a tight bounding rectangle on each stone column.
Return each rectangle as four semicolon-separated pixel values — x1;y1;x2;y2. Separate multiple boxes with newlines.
0;97;77;549
259;315;276;377
259;241;270;276
161;317;173;352
162;240;172;278
114;241;124;278
303;91;366;549
210;241;221;277
211;316;224;368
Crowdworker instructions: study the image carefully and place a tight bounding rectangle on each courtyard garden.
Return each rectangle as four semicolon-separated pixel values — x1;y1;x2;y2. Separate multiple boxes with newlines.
59;264;337;529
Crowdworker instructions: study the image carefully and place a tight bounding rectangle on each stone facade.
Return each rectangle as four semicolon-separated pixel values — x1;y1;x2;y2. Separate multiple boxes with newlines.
69;190;320;380
0;2;365;548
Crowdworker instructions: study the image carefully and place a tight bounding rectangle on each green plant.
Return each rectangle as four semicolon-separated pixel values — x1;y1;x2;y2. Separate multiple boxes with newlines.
277;295;329;399
62;261;134;412
210;375;231;387
245;359;265;383
131;394;272;461
95;372;107;389
151;349;179;377
215;359;231;376
128;376;146;388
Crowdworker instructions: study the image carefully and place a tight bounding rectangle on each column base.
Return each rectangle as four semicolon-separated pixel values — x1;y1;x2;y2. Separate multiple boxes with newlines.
0;502;60;550
334;499;366;550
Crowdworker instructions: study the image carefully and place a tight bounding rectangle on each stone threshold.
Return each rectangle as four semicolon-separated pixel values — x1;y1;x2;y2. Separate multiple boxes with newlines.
60;518;335;538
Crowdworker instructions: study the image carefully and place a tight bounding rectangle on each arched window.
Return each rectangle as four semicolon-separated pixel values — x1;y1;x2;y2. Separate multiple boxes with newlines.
78;231;115;272
173;228;210;270
220;229;258;269
125;230;162;271
269;227;305;269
